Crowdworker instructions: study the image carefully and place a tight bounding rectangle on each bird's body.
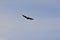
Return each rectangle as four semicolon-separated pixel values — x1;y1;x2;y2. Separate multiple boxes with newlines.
22;15;34;20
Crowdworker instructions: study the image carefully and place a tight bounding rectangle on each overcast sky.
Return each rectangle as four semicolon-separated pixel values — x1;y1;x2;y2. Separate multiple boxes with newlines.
0;0;60;40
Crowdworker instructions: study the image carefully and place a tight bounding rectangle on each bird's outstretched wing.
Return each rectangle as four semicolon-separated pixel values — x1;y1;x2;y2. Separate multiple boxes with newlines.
22;15;34;20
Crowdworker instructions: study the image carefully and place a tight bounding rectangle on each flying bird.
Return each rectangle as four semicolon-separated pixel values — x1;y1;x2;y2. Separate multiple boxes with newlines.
22;15;34;20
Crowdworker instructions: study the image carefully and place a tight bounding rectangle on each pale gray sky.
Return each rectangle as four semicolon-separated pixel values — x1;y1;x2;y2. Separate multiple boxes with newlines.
0;0;60;40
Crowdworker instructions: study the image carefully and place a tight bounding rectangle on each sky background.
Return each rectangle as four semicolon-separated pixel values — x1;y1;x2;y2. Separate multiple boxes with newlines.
0;0;60;40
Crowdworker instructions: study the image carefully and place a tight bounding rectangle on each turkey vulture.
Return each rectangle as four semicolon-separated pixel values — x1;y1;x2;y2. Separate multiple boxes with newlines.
22;15;34;20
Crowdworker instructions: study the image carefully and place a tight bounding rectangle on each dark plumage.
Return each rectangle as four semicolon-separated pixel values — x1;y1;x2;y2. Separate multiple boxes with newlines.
22;15;34;20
